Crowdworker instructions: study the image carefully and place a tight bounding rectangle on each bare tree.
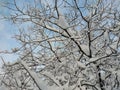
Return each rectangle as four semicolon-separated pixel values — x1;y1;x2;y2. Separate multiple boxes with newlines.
1;0;120;90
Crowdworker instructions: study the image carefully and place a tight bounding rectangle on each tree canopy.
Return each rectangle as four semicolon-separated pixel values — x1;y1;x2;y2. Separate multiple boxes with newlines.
1;0;120;90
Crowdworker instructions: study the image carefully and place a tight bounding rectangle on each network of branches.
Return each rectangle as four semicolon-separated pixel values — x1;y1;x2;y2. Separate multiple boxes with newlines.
0;0;120;90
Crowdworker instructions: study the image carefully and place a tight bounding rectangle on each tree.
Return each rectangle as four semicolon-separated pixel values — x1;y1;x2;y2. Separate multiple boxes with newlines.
1;0;120;90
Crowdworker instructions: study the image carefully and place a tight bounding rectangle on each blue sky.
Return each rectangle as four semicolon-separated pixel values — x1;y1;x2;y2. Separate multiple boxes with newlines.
0;0;111;65
0;0;38;64
0;0;42;65
0;0;95;64
0;0;19;64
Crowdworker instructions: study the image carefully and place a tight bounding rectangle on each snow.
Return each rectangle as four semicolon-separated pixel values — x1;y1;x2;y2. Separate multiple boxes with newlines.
106;47;112;54
45;24;68;36
110;39;119;50
77;61;86;69
104;30;109;43
80;44;90;56
87;55;109;65
20;60;48;90
0;86;8;90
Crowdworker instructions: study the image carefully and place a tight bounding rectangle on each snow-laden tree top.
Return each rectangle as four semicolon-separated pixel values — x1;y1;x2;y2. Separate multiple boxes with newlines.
1;0;120;90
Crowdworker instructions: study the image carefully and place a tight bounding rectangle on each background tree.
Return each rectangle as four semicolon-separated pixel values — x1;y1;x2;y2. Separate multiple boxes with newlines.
1;0;120;90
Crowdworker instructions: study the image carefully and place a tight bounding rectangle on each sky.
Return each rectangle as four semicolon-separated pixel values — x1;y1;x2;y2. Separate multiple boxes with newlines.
0;0;19;65
0;0;97;65
0;0;60;65
0;0;45;65
0;0;114;65
0;0;39;65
